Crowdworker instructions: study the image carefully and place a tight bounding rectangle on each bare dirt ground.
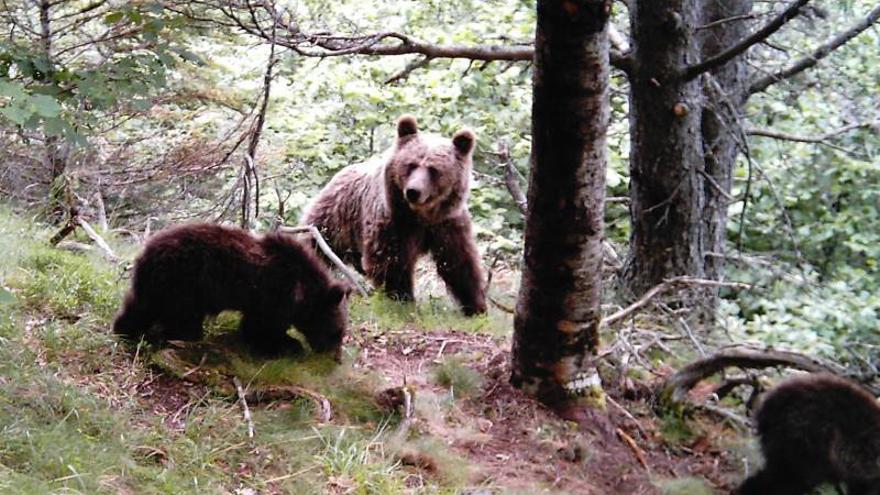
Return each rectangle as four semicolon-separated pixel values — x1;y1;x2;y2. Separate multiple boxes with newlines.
347;325;744;494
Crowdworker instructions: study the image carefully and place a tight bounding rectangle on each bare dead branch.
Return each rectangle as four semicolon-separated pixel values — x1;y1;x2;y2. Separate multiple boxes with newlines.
76;216;118;260
680;0;811;81
488;295;515;314
496;140;527;215
750;3;880;94
232;376;255;441
660;345;844;405
195;0;633;72
746;119;879;150
601;276;753;329
243;385;333;422
278;225;371;296
384;56;432;84
616;428;650;473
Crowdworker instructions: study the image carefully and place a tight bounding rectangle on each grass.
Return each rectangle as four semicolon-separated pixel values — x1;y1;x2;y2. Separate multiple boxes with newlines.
0;209;474;494
350;290;511;336
431;356;484;399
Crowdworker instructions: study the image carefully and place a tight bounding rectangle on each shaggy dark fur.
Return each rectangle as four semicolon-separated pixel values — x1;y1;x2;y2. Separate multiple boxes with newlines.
302;115;486;315
113;223;350;358
737;373;880;495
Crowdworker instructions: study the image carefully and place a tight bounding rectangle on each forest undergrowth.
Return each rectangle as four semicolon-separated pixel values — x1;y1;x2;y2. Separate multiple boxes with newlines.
0;208;846;495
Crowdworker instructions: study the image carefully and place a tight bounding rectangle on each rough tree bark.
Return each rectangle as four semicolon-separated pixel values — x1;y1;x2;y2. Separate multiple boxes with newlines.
699;1;753;284
510;0;609;408
621;0;706;297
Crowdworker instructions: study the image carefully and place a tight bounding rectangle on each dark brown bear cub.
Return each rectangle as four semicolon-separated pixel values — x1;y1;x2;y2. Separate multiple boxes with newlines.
737;373;880;495
113;223;350;358
302;115;486;315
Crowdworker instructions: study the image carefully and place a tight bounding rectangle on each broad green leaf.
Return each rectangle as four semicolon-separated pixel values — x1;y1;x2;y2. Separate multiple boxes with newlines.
0;286;14;306
0;80;26;99
104;12;124;23
30;94;61;118
0;105;30;125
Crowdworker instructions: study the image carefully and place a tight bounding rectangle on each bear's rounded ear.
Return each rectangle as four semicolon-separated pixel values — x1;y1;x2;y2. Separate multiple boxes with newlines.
397;115;419;138
452;129;476;156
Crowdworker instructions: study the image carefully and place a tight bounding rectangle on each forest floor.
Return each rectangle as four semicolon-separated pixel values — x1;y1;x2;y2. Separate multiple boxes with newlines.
0;210;756;494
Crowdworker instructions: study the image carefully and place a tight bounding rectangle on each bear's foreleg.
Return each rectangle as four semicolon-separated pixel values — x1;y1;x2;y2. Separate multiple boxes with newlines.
240;312;304;356
428;216;486;316
113;292;155;341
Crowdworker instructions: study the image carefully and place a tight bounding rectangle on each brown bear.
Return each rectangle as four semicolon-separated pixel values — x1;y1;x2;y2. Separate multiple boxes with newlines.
736;373;880;495
113;223;351;359
302;115;486;315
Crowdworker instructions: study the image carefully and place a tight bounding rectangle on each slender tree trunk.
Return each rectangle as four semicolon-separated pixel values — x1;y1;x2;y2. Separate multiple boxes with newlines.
622;0;706;297
511;0;609;407
38;0;67;221
700;1;752;284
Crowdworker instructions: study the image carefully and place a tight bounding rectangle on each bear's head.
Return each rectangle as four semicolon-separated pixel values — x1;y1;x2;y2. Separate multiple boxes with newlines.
263;233;351;361
385;115;476;224
292;281;351;361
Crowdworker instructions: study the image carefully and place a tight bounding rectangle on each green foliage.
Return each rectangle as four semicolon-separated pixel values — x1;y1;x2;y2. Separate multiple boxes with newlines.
0;209;471;494
431;356;484;399
313;425;408;494
728;0;880;360
0;2;197;143
11;247;120;322
654;477;715;495
659;412;700;447
349;291;508;335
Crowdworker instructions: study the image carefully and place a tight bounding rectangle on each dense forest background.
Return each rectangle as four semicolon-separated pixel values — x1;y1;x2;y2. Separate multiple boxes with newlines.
1;0;879;493
4;0;877;360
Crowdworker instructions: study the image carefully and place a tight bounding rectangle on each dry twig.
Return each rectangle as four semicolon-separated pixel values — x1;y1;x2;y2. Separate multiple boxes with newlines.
602;276;752;328
233;376;256;441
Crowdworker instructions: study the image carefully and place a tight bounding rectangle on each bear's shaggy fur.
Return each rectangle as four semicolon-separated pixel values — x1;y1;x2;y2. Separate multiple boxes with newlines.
302;115;486;315
113;223;350;358
737;373;880;495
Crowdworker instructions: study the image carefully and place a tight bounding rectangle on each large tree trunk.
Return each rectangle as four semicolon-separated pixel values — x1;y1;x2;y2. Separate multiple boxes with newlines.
700;1;753;283
622;0;706;297
510;0;609;407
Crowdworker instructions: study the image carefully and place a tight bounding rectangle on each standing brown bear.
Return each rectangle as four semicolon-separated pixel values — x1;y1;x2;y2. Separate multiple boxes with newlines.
113;223;351;359
302;115;486;315
736;373;880;495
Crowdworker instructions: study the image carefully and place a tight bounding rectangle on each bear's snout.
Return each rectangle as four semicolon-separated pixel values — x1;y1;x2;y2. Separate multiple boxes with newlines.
403;167;432;205
405;188;422;203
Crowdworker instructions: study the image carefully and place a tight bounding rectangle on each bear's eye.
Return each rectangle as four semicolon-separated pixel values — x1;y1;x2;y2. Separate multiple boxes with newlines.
406;163;418;174
427;166;439;178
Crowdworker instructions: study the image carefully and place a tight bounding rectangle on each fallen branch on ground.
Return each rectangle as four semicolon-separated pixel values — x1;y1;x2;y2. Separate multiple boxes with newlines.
233;376;256;441
76;217;119;260
659;345;844;407
616;428;650;473
244;385;333;423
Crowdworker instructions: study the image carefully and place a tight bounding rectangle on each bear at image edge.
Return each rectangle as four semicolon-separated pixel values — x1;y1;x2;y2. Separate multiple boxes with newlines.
113;223;351;359
302;115;487;316
736;373;880;495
